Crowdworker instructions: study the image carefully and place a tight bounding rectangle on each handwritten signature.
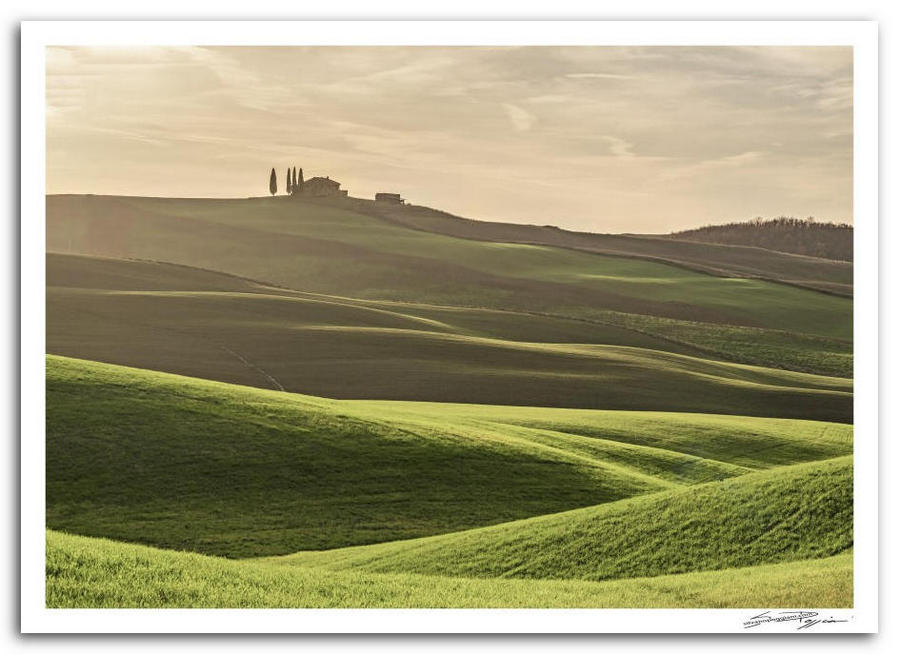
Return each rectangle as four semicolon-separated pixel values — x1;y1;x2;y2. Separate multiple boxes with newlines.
743;610;849;630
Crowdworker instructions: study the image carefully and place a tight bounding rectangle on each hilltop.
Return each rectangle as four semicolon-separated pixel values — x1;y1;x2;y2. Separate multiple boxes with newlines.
353;199;853;296
667;217;853;262
48;194;852;298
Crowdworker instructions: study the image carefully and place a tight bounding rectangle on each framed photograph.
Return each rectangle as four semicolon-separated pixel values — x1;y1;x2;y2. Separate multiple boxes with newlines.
20;20;878;633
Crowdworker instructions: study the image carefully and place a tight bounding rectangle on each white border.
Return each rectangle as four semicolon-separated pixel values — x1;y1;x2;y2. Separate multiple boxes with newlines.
20;20;879;634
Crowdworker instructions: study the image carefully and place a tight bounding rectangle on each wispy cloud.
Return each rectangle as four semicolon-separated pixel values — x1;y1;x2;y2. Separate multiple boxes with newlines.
599;135;636;158
659;150;768;181
564;72;635;80
502;103;537;132
45;45;853;232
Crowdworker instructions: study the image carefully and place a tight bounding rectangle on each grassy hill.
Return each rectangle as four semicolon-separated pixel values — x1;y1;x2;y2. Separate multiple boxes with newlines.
47;195;852;339
278;456;852;581
47;356;852;558
47;254;852;420
668;217;853;262
44;192;855;609
359;199;853;295
46;530;852;608
349;401;853;470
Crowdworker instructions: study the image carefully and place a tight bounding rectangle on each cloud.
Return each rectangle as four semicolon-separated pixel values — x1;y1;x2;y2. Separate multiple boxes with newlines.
45;46;853;231
599;135;636;158
659;150;768;181
502;103;537;132
564;72;635;80
525;94;571;104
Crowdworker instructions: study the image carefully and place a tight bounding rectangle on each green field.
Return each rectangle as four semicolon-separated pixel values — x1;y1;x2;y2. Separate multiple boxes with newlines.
45;193;854;609
46;357;852;607
46;530;852;608
594;310;852;378
50;356;848;557
279;457;851;581
47;254;851;421
48;195;851;338
46;194;852;385
367;200;853;296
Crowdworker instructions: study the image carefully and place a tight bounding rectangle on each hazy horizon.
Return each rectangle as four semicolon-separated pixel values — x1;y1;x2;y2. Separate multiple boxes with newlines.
46;46;853;233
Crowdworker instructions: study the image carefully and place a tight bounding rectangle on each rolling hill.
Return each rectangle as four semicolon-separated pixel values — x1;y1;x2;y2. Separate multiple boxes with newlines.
277;456;852;581
357;198;853;295
667;217;853;262
46;530;852;608
44;192;855;609
47;195;852;337
47;254;852;420
47;356;852;559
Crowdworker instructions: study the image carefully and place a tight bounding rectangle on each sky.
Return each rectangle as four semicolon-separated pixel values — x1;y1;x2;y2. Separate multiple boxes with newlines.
46;46;852;233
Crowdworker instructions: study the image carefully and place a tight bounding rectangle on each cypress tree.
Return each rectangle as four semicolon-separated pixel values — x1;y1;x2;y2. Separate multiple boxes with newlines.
297;167;304;191
286;167;292;195
269;168;277;196
292;167;298;191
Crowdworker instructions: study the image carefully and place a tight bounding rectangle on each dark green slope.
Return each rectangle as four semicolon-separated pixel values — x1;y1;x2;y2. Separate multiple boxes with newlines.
46;194;852;339
47;254;852;421
364;199;853;295
46;253;694;350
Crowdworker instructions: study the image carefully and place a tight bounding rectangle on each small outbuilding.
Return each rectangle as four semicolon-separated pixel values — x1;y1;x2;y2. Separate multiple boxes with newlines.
375;192;405;205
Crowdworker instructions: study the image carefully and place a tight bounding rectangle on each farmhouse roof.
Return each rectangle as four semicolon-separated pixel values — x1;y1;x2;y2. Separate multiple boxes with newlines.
306;176;340;186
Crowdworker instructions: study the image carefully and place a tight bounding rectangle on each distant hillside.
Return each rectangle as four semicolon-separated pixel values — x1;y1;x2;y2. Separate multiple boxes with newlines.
45;195;854;388
668;217;853;262
45;195;853;333
48;253;853;418
358;201;852;296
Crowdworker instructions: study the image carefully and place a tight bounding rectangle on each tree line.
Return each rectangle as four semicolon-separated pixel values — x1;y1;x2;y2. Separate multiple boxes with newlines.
268;167;304;196
669;216;853;262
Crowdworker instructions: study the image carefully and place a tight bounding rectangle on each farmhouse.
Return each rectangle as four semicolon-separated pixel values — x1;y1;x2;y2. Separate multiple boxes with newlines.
282;166;401;203
300;176;348;198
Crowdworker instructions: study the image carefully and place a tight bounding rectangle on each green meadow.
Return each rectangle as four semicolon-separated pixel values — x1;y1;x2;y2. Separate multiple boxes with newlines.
47;254;851;421
279;457;851;581
46;531;852;609
48;195;851;337
368;200;853;296
46;357;853;607
44;194;854;608
49;356;850;557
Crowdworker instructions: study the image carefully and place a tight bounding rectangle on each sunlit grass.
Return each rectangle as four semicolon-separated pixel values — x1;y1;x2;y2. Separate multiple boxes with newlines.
46;530;853;609
276;457;853;582
48;356;852;560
